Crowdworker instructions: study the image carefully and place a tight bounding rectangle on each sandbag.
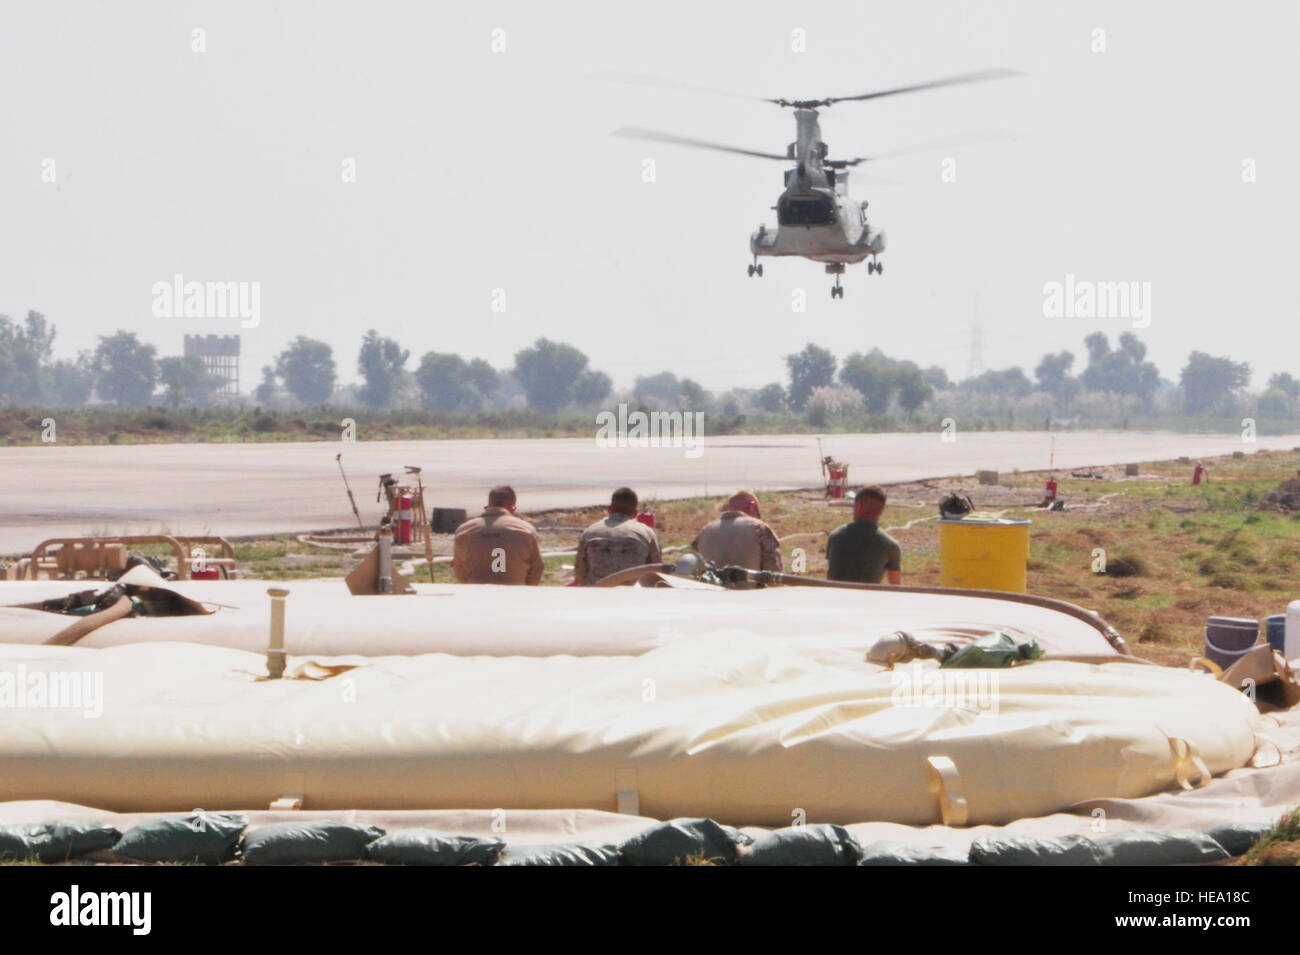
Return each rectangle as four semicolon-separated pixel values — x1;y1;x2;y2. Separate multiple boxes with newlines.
737;824;862;866
969;833;1102;866
1093;829;1230;866
239;821;384;865
1206;822;1270;858
499;843;621;866
0;820;121;863
113;812;248;864
365;829;504;866
858;841;971;866
619;818;752;866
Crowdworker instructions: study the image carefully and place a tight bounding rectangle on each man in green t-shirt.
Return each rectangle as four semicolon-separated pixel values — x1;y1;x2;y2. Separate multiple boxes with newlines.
826;485;902;585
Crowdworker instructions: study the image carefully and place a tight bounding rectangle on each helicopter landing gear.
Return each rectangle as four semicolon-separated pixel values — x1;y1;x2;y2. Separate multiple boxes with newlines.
748;258;764;278
867;256;883;275
826;262;845;298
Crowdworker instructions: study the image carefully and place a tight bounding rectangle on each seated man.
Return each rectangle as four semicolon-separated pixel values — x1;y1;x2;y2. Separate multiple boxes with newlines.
573;487;661;585
452;485;544;585
692;490;782;579
826;485;902;585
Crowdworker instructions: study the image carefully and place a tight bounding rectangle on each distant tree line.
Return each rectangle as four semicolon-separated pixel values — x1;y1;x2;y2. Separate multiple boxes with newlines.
3;308;1296;423
771;331;1295;422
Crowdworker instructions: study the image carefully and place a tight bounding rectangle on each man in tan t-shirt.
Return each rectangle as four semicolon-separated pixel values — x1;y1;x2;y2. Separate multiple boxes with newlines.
452;485;544;585
692;490;782;577
573;486;661;585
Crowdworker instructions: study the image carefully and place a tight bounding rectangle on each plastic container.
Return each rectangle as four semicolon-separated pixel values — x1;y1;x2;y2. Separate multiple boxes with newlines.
938;517;1031;593
1203;616;1259;671
1265;615;1287;656
1287;601;1300;662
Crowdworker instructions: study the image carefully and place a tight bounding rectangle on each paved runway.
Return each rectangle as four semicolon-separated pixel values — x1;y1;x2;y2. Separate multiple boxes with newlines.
2;431;1297;553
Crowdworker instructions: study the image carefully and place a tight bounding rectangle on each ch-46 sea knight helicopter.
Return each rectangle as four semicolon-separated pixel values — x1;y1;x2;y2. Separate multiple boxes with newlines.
613;69;1017;298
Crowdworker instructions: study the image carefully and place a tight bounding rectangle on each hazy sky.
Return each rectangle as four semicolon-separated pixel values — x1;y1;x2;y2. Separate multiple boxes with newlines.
2;0;1297;393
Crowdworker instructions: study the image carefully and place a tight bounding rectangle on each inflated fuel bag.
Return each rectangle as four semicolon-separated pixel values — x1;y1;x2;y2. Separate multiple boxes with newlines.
365;829;504;866
113;812;248;864
239;821;385;865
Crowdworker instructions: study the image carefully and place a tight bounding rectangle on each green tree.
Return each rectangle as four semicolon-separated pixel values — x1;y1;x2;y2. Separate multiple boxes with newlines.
254;365;277;405
785;343;837;411
894;362;933;417
47;353;94;407
416;352;474;411
839;349;895;412
572;369;612;406
1034;350;1077;400
677;377;712;410
1267;372;1299;400
93;331;158;408
1257;389;1292;418
513;338;589;413
357;329;409;409
1180;351;1250;415
0;311;57;403
633;372;680;407
158;355;221;408
276;337;336;406
755;382;787;413
1080;333;1158;402
466;359;500;399
922;366;950;390
964;367;1033;395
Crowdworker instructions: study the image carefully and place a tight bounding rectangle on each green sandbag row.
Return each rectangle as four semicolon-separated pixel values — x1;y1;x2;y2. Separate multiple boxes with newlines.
4;813;1269;866
0;820;121;863
969;829;1235;866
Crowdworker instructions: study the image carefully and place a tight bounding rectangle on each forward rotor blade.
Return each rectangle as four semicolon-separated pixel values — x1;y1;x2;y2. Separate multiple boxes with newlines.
591;71;762;103
819;67;1021;107
612;127;788;161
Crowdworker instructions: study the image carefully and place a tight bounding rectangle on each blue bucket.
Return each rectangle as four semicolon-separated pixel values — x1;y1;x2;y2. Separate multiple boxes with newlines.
1266;615;1287;655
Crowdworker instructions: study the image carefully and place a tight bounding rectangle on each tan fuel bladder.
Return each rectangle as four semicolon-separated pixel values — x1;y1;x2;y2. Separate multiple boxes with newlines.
0;634;1258;826
0;566;1120;658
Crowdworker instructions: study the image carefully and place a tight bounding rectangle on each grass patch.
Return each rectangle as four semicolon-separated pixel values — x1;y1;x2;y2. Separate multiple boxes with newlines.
1240;808;1300;865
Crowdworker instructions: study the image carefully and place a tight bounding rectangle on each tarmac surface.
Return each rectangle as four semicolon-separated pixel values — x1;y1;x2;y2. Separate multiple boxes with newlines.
2;430;1298;553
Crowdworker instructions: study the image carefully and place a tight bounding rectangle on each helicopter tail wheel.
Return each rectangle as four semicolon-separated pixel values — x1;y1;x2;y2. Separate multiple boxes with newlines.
831;285;844;299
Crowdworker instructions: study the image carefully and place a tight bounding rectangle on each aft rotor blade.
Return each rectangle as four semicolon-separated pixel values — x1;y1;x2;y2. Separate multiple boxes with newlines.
613;127;788;161
837;128;1020;166
818;68;1021;107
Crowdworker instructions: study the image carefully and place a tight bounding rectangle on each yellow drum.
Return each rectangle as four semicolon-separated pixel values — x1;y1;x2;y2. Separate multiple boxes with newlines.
939;517;1031;593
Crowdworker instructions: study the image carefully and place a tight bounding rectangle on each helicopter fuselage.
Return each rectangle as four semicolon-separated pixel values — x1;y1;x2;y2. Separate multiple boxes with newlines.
749;109;885;264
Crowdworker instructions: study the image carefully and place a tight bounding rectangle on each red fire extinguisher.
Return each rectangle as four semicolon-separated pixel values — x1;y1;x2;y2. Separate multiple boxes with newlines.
1044;477;1058;502
1192;463;1205;486
394;494;413;544
636;509;656;529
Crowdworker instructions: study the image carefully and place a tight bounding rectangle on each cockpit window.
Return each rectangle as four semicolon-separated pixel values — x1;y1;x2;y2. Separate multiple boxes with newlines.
778;196;837;227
